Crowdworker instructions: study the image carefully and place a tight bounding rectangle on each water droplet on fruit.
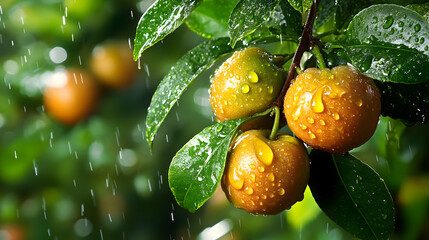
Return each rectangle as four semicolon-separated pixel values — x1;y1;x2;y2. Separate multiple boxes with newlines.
261;194;267;199
245;187;254;195
309;132;316;139
230;170;244;190
382;16;393;29
356;99;363;107
311;88;325;113
414;24;421;32
278;188;285;196
241;84;250;93
332;113;340;120
248;71;259;83
307;117;315;124
268;173;275;182
258;166;265;173
250;173;256;182
319;120;326;126
268;86;274;94
253;138;273;166
301;125;307;130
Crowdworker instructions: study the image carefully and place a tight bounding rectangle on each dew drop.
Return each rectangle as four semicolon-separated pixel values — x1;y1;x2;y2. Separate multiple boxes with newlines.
332;113;340;120
268;86;274;94
356;99;363;107
250;173;256;183
307;117;315;124
241;84;250;93
245;187;254;195
398;21;404;27
311;88;325;113
319;120;326;126
414;24;421;32
248;71;259;83
253;137;273;166
309;132;316;139
261;194;267;199
382;16;393;29
268;173;275;182
258;166;265;173
278;188;285;196
230;169;244;190
301;125;307;130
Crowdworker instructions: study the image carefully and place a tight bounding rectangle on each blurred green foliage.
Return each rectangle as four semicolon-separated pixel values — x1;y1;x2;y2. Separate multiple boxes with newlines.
0;0;428;240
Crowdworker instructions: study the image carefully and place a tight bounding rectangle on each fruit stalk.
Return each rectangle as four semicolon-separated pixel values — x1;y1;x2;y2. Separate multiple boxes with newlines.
271;0;320;109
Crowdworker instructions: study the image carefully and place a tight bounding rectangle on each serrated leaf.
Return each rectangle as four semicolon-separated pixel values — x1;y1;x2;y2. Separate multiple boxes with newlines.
133;0;202;60
309;151;395;240
288;0;314;13
145;38;239;147
342;4;429;84
168;117;251;212
186;0;240;38
229;0;281;48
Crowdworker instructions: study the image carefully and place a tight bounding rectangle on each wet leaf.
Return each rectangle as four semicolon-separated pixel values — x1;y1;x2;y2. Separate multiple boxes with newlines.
145;38;239;147
228;0;281;48
288;0;314;13
342;4;429;84
376;81;429;124
133;0;202;60
186;0;240;38
309;151;395;240
169;117;251;212
407;3;429;21
265;0;302;39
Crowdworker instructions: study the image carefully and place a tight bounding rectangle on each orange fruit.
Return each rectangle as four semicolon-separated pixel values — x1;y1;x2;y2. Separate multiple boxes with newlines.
210;47;285;124
222;130;309;215
90;41;137;89
284;66;381;154
43;68;99;125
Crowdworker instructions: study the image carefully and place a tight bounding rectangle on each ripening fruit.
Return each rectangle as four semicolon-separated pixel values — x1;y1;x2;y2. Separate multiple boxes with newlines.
284;66;381;154
222;130;309;215
90;41;137;89
43;69;99;125
210;47;285;123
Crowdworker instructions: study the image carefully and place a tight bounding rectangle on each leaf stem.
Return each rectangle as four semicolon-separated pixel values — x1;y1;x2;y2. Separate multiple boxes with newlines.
271;0;320;109
269;106;280;140
312;45;326;69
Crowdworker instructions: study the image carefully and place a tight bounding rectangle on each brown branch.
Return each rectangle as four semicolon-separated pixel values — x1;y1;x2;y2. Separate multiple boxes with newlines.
271;0;320;109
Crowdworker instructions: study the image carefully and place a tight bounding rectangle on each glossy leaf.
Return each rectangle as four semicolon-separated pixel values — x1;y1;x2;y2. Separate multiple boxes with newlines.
407;3;429;20
376;81;429;123
169;117;250;212
309;151;395;240
229;0;281;47
266;0;302;39
288;0;314;13
186;0;240;38
145;38;238;147
342;4;429;84
133;0;202;60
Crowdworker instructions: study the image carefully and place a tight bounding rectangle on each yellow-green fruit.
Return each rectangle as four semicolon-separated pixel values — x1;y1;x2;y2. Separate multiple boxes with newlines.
284;66;381;154
210;47;285;122
222;130;309;215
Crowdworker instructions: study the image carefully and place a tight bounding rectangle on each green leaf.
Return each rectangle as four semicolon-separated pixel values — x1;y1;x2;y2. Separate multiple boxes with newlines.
342;4;429;84
133;0;202;60
186;0;240;38
376;81;429;124
145;38;239;147
168;117;250;212
265;0;302;39
288;0;314;13
309;151;395;240
229;0;281;48
407;3;429;21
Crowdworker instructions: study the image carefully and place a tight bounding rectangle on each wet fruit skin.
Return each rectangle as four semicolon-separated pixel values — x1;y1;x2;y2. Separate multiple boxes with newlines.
222;130;309;215
284;66;381;154
210;47;285;123
43;69;99;125
90;41;137;89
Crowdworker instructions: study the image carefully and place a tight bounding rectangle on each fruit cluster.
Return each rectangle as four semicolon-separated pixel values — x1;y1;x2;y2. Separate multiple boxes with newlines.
43;41;137;125
209;47;381;214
